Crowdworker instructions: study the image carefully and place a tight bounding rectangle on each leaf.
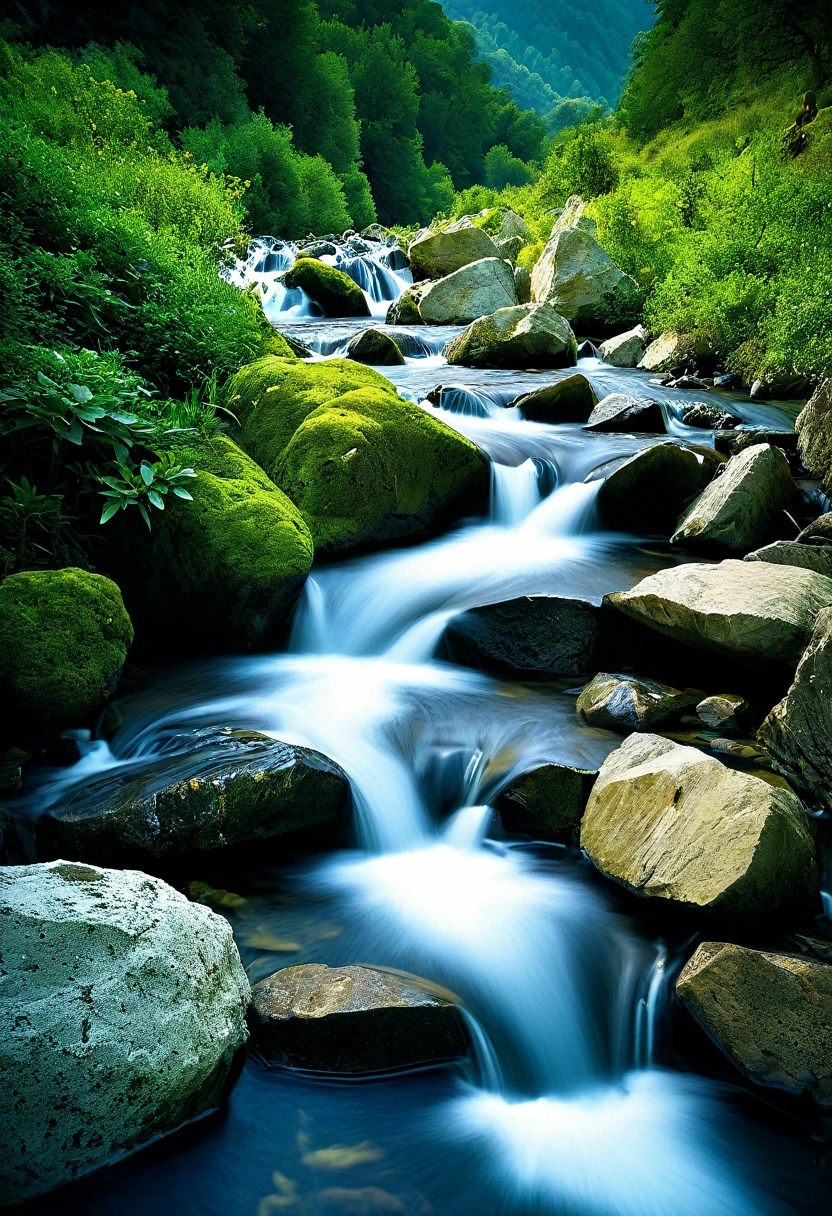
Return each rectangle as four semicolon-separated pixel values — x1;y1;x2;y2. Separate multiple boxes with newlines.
139;462;154;486
138;502;152;529
148;490;165;510
69;384;94;404
100;501;122;524
67;418;84;445
172;487;194;500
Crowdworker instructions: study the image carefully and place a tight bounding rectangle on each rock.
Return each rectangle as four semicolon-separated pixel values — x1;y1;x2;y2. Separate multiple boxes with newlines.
0;569;133;739
418;257;516;325
106;436;313;653
598;325;649;368
0;860;250;1204
606;559;832;666
496;762;597;839
584;393;665;433
445;303;578;369
279;332;313;358
230;357;488;554
750;371;813;401
671;375;710;391
639;331;714;374
38;728;351;865
796;379;832;482
798;512;832;545
408;218;500;279
577;673;698;732
731;430;798;455
514;265;531;304
298;240;337;259
714;373;743;390
745;540;832;580
282;258;369;317
672;443;795;553
345;328;405;366
496;235;524;263
580;733;817;925
676;942;832;1104
385;287;424;325
597;442;722;533
361;223;392;241
510;373;597;422
249;963;467;1072
445;595;599;677
696;693;748;731
497;210;532;242
682;403;741;429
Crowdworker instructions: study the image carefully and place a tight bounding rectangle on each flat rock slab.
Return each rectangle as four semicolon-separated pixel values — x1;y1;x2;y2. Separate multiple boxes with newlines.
496;762;597;838
577;672;699;732
676;942;832;1104
249;963;468;1073
445;595;599;677
745;540;832;580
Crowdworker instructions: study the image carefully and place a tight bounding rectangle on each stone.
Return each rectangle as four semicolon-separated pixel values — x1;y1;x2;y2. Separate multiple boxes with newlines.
606;559;832;666
639;331;713;374
282;258;369;317
0;860;250;1204
584;393;665;433
798;512;832;545
498;210;532;242
577;673;698;732
0;568;133;739
745;540;832;580
682;403;741;429
345;328;405;366
408;218;500;279
298;240;337;259
496;762;597;839
418;257;516;325
496;235;524;262
696;693;748;731
511;373;598;422
249;963;467;1073
445;595;599;676
598;325;649;368
385;287;424;325
796;379;832;483
750;371;813;401
514;265;532;304
597;443;722;534
676;942;832;1104
580;733;817;925
672;443;795;553
445;303;578;369
38;728;351;865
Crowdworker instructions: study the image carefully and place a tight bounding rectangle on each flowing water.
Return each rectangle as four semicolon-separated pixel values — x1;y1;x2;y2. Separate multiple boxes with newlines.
19;246;831;1215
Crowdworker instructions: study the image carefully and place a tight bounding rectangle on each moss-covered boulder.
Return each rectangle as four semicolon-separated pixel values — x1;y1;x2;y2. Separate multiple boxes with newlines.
282;257;370;318
445;303;578;369
345;327;405;366
107;436;313;653
0;569;133;738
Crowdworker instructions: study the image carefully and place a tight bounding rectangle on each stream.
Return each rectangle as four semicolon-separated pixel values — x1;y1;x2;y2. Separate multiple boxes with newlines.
23;239;829;1215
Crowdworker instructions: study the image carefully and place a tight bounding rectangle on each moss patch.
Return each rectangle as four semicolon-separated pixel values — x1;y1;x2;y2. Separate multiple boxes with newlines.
282;258;370;317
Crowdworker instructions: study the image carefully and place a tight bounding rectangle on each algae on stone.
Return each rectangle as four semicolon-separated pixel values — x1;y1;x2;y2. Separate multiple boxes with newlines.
282;257;369;317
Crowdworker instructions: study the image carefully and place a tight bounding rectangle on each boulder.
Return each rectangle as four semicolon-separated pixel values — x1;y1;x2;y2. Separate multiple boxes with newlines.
345;328;405;366
498;210;532;242
418;257;516;325
445;595;599;677
385;287;425;325
38;729;351;865
796;379;832;482
672;443;795;553
514;265;532;304
598;325;649;368
798;512;832;544
249;963;467;1073
496;762;597;839
282;258;369;317
745;540;832;580
0;860;249;1204
696;693;748;731
229;357;488;554
639;331;714;374
511;373;597;422
584;393;665;433
676;942;832;1104
577;673;698;732
606;559;832;666
597;443;722;533
0;569;133;739
445;303;578;369
496;235;524;263
750;371;813;401
580;734;817;925
408;218;500;280
682;403;741;430
298;240;337;259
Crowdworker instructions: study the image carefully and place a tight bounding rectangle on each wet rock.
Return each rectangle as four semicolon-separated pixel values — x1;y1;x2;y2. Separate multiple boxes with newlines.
676;942;832;1104
299;240;337;259
418;257;516;325
0;860;250;1204
696;693;748;731
745;540;832;580
672;443;795;553
581;733;817;925
598;325;649;368
597;442;722;534
445;303;578;370
39;729;352;865
496;762;597;839
796;380;832;482
681;403;742;429
714;373;743;390
385;287;424;325
408;218;499;279
584;393;664;434
606;559;832;666
577;673;698;732
445;595;599;677
514;265;532;304
798;512;832;544
731;430;797;455
345;328;405;366
249;963;467;1073
282;258;369;318
639;331;715;374
280;333;313;358
510;372;598;422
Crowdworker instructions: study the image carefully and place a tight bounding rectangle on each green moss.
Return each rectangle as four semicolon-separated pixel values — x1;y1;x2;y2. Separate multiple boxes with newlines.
0;568;133;737
261;331;298;359
282;258;370;317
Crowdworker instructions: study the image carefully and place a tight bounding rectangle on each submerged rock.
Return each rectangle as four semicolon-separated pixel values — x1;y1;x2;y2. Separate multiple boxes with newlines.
408;218;499;279
345;327;405;366
0;860;250;1204
577;673;698;732
672;443;795;553
282;257;369;317
511;372;597;422
445;303;578;369
584;393;665;433
581;734;817;925
676;942;832;1104
418;257;516;324
496;762;597;839
0;568;133;739
445;595;599;676
598;325;649;368
745;540;832;580
249;963;467;1072
597;443;721;534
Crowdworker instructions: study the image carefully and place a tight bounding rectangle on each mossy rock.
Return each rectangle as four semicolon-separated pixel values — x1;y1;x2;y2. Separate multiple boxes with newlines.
261;330;299;359
0;568;133;739
282;257;370;317
346;328;406;366
106;436;313;652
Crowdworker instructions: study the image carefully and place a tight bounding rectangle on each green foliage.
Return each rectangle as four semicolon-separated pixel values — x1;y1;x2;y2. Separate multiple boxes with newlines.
484;144;534;190
90;453;196;530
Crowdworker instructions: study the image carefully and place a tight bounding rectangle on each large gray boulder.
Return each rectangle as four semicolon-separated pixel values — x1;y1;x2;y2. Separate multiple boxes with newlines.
745;539;832;580
672;443;794;552
497;762;597;839
445;303;578;369
577;673;698;732
445;595;599;676
606;559;832;666
0;860;250;1204
639;331;713;373
598;325;649;368
580;734;817;925
584;393;664;434
408;218;500;279
676;942;832;1104
511;373;597;422
597;442;722;533
497;209;532;242
796;379;832;483
418;257;516;325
